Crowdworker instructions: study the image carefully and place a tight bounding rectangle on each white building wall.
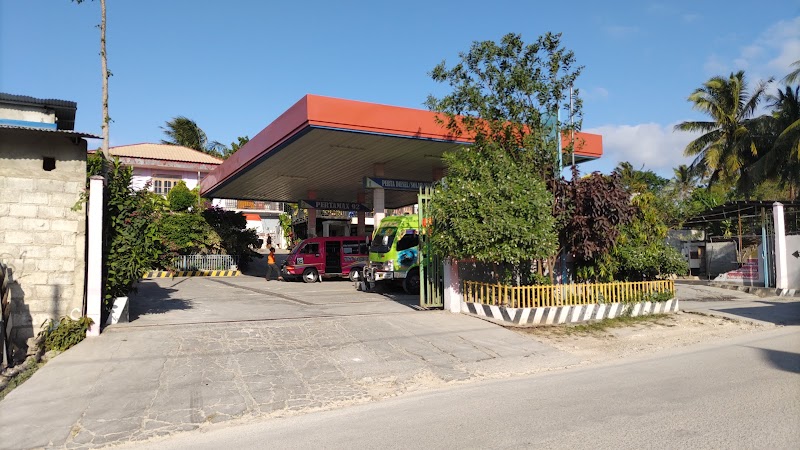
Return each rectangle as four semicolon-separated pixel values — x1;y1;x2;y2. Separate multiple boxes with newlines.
129;167;202;192
0;104;56;125
786;235;800;289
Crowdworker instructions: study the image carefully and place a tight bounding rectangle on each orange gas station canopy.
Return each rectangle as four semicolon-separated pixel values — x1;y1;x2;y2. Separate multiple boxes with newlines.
200;95;602;209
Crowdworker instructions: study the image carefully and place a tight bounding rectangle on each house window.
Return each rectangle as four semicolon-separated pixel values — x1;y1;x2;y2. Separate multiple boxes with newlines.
152;177;180;195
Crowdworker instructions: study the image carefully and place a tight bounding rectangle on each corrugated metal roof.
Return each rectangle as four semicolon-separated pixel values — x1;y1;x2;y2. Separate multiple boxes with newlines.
0;93;77;109
107;143;223;164
0;93;78;130
0;124;100;139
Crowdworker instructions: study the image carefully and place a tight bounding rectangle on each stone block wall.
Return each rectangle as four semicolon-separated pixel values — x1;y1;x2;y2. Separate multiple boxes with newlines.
0;128;87;351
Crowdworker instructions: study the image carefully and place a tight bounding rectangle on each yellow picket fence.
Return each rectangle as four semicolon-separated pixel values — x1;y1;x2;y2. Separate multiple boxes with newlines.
463;280;675;308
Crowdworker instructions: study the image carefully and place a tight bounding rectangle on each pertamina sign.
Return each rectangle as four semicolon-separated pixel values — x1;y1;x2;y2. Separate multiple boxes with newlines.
364;177;431;191
300;200;371;212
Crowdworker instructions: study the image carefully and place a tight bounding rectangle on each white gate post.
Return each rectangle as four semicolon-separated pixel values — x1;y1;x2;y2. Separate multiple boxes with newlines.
86;175;105;336
443;260;462;313
773;202;788;290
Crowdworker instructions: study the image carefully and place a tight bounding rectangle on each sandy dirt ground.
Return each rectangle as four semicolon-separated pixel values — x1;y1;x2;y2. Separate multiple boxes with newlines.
512;311;774;365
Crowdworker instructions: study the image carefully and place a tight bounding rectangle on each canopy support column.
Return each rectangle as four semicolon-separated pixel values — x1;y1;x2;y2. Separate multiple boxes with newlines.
307;190;317;238
373;164;385;229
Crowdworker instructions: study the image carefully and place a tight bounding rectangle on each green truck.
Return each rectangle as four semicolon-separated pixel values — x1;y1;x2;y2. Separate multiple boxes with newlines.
360;214;420;294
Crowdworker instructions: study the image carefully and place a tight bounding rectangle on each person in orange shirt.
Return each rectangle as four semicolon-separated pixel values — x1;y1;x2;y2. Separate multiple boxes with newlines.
266;247;281;281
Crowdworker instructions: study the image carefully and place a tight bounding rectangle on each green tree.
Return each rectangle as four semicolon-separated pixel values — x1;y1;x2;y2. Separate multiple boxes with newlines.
605;193;688;281
783;60;800;84
429;142;557;264
104;160;164;302
425;32;581;278
675;71;770;193
615;162;669;194
425;32;582;183
161;116;225;157
159;212;220;255
202;207;261;269
166;181;198;212
672;164;697;200
564;169;634;273
221;136;250;159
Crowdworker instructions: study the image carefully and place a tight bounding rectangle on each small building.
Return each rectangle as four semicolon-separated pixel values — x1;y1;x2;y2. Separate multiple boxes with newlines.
681;200;800;289
94;144;287;248
0;93;97;357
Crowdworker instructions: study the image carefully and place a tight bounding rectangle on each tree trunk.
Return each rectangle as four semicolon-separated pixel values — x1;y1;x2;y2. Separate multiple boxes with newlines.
100;0;110;160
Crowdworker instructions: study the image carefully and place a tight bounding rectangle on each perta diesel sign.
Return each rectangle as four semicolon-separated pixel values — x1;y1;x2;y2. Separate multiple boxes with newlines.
364;177;431;191
300;200;371;212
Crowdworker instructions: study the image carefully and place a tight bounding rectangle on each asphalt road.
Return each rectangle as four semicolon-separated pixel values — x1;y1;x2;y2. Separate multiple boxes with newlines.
124;326;800;450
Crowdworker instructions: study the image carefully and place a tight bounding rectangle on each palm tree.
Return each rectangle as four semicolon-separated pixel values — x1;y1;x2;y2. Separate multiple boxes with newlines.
783;60;800;84
748;85;800;199
672;164;696;200
160;116;225;157
675;71;770;192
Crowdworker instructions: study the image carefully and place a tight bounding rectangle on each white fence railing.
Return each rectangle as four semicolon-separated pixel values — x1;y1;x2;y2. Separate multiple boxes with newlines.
172;255;238;271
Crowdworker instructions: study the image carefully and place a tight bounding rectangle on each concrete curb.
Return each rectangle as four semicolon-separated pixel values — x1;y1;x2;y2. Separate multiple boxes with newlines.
143;270;241;278
709;283;799;298
462;299;679;327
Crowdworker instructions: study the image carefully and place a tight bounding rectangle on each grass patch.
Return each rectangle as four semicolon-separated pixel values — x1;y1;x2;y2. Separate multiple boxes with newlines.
0;361;43;402
515;313;675;338
569;313;672;334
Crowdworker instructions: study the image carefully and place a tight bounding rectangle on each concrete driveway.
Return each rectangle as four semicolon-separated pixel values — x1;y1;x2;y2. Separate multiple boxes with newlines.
0;272;577;449
676;282;800;326
126;274;420;327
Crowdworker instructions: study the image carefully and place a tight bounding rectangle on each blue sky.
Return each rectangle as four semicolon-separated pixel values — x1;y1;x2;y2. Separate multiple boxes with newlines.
2;1;799;177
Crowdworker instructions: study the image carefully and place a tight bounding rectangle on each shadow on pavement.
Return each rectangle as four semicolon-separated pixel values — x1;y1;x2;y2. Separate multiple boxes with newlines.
128;280;187;321
718;301;800;326
748;346;800;374
240;250;424;310
358;283;428;310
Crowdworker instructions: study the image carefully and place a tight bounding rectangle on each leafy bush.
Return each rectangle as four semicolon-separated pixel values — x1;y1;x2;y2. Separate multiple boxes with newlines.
38;317;93;352
608;192;689;281
202;207;261;269
564;169;634;264
611;232;688;281
104;161;165;301
159;212;220;255
166;181;198;212
429;143;557;264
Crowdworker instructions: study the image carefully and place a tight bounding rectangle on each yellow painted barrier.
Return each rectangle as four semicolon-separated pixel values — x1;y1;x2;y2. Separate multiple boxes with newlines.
142;270;241;278
463;280;674;308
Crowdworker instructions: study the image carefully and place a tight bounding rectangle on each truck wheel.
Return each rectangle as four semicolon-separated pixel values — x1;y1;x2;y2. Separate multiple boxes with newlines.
403;269;420;294
302;268;319;283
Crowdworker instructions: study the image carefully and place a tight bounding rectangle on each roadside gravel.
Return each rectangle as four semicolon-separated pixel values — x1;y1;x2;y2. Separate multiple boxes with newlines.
512;311;773;364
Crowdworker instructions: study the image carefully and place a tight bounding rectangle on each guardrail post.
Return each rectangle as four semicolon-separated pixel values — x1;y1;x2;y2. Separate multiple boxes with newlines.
86;176;104;337
443;260;462;313
773;202;788;290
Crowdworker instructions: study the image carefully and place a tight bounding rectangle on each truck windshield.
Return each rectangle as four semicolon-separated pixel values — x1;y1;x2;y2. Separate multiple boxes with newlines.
370;227;397;254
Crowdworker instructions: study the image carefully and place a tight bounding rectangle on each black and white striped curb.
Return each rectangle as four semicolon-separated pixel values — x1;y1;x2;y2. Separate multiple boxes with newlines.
462;299;679;326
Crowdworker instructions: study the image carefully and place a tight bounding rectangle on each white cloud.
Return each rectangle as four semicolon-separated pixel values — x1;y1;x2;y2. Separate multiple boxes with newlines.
584;122;699;174
705;16;800;81
763;17;800;72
